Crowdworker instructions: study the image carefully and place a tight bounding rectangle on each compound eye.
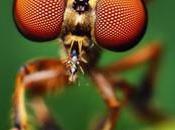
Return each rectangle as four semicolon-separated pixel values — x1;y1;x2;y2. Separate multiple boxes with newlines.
14;0;66;42
94;0;147;51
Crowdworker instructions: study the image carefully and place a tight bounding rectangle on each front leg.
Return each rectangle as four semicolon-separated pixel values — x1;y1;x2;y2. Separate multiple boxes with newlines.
101;42;165;122
102;42;162;105
90;70;121;130
11;59;69;130
102;42;161;73
89;42;163;130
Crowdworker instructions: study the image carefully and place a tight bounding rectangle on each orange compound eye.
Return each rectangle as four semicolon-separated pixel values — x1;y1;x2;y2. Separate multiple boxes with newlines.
14;0;66;41
94;0;147;51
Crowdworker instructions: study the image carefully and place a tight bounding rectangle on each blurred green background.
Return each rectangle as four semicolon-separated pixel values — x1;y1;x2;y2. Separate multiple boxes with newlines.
0;0;175;130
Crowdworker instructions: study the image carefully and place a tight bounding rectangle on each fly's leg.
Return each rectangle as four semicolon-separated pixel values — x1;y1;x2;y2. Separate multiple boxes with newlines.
89;42;163;130
101;42;165;122
90;71;121;130
102;42;161;73
11;59;69;130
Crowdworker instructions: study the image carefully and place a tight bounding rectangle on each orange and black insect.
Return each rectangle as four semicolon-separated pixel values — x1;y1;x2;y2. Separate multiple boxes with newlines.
11;0;163;130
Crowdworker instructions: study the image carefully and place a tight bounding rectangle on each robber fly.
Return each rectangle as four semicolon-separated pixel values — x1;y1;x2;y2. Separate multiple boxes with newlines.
11;0;163;130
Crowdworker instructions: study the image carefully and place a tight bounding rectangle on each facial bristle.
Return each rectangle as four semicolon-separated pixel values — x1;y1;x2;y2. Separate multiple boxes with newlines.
95;0;147;51
14;0;66;41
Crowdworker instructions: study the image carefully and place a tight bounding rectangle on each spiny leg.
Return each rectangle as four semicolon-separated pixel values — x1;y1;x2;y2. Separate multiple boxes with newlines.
102;42;162;103
11;59;69;130
90;70;121;130
101;42;165;122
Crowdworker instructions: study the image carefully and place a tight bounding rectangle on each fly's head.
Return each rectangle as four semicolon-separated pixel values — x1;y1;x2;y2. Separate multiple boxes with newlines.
13;0;147;82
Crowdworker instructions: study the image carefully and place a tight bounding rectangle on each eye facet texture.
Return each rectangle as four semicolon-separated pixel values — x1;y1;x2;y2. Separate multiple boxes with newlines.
14;0;65;41
95;0;147;51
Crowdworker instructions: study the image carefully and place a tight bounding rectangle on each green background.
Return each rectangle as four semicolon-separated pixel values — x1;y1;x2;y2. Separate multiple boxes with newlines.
0;0;175;129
